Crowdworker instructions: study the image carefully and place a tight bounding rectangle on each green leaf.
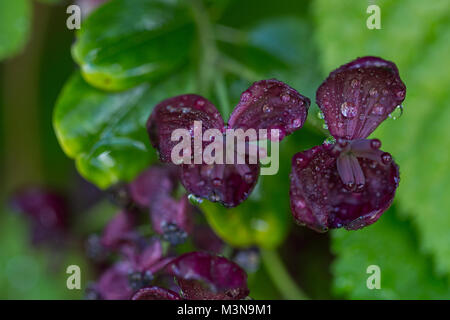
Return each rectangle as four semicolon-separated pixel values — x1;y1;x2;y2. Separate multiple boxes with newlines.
202;130;324;248
332;209;450;299
314;0;450;275
54;71;195;189
0;0;31;60
72;0;195;91
0;211;91;299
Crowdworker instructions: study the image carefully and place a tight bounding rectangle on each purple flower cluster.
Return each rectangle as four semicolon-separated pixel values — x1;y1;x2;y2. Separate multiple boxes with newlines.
148;56;406;232
86;164;248;300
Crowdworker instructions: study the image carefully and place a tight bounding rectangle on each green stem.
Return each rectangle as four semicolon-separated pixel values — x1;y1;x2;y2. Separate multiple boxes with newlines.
214;73;231;118
261;249;309;300
218;55;262;83
190;0;218;96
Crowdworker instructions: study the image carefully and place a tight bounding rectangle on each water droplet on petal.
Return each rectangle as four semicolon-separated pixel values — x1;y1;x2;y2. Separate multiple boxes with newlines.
291;118;302;128
381;152;392;165
369;87;378;97
281;93;290;103
262;104;272;113
340;102;357;118
241;92;251;102
350;78;360;88
244;173;253;184
371;104;385;116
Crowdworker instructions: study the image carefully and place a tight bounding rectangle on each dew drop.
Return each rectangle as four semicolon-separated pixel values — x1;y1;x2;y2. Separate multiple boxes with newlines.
396;89;405;100
262;104;272;113
381;152;392;165
295;154;308;168
369;88;378;98
244;173;253;184
281;93;290;103
340;102;357;118
294;199;306;210
291;118;302;128
388;105;403;120
241;92;251;102
370;139;381;150
324;136;336;145
188;194;203;205
317;111;324;119
196;99;205;107
371;104;385;116
350;78;360;88
322;123;328;130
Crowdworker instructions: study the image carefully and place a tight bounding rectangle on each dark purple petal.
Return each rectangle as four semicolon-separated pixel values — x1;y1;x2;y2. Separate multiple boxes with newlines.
131;286;181;300
101;210;135;249
128;165;179;208
228;79;310;140
168;252;249;300
96;262;134;300
150;195;193;245
147;94;225;163
10;188;68;245
132;237;163;271
181;163;259;208
316;56;406;139
289;142;399;232
192;225;224;254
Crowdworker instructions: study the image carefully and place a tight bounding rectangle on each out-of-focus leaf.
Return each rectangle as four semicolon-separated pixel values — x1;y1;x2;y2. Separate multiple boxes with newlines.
0;211;90;299
314;0;450;275
0;0;30;60
332;208;450;299
202;130;323;248
54;71;195;189
219;16;321;100
72;0;195;90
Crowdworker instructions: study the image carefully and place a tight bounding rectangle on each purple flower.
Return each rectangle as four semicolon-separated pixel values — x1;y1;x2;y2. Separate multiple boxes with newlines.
147;79;310;207
94;237;172;300
167;252;249;300
101;210;136;250
290;56;405;232
127;165;193;244
10;188;69;246
192;225;224;254
128;165;179;208
131;286;181;300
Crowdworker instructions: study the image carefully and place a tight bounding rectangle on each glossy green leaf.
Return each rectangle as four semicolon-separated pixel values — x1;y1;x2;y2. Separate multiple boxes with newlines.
332;209;450;299
54;71;195;189
72;0;195;90
314;0;450;275
0;0;31;60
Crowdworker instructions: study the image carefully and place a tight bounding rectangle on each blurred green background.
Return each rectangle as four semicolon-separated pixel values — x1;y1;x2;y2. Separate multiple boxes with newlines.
0;0;449;299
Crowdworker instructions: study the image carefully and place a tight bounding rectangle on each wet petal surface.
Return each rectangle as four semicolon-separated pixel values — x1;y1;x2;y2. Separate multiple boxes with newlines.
168;252;249;300
128;165;179;208
147;94;225;163
150;195;193;245
131;286;181;300
101;210;136;249
181;163;260;207
316;56;406;139
290;143;399;232
228;79;310;140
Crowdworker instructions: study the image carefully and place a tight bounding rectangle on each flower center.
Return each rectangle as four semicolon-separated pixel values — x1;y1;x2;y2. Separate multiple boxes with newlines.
334;138;392;192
